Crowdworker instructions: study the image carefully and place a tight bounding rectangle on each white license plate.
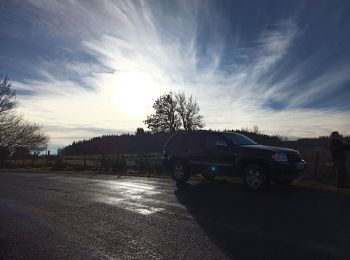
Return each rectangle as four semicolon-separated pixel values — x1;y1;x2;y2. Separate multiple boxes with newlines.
297;162;304;170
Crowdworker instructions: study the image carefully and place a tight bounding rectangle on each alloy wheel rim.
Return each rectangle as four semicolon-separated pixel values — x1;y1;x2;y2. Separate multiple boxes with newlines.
174;165;184;180
246;168;262;188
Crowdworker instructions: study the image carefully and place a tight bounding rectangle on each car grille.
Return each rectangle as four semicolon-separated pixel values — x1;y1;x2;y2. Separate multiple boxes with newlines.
287;153;301;162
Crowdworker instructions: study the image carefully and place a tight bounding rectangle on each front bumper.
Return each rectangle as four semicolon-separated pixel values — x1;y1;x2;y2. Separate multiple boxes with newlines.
269;160;306;182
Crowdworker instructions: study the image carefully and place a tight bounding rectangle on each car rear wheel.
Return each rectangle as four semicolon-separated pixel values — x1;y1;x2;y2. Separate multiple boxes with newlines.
243;164;269;191
171;161;190;183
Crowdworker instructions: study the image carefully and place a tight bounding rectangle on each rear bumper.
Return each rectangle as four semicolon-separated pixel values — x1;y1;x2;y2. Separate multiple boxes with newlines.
269;160;306;182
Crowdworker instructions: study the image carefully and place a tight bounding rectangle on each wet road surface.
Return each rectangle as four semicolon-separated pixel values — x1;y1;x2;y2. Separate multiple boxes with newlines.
1;172;350;259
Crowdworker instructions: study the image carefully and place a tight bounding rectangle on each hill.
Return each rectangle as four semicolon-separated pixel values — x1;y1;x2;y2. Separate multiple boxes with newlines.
59;129;348;156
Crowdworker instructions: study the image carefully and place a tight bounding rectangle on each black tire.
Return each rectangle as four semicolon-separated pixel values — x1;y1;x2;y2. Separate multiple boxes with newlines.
202;173;216;182
243;164;269;191
171;161;190;183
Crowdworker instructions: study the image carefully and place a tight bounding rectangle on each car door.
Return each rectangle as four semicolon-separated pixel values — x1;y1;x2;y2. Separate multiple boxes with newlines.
182;132;208;173
205;133;236;175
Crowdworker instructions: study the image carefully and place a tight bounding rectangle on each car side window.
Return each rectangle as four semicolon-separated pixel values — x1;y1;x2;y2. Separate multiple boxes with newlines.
205;134;228;148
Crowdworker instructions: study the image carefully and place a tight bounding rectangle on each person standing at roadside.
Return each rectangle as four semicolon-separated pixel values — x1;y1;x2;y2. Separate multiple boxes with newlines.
329;131;350;188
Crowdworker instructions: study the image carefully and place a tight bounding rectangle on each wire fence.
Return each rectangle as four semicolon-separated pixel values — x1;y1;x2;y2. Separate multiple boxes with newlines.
3;149;349;184
4;153;166;176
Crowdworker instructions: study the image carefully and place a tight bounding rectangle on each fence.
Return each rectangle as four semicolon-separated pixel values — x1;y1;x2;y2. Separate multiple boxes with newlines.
4;153;165;176
2;149;349;184
296;146;350;185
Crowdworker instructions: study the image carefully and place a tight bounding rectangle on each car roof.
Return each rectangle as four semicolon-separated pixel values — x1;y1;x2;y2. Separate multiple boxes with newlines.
173;130;237;135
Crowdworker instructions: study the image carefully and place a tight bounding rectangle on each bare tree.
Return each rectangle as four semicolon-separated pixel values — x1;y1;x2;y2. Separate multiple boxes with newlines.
0;114;49;153
144;91;205;132
175;92;205;131
252;125;260;134
0;74;16;115
144;92;181;133
0;74;49;156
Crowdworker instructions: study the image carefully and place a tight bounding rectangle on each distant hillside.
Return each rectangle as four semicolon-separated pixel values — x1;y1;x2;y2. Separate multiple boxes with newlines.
58;129;349;156
58;132;171;155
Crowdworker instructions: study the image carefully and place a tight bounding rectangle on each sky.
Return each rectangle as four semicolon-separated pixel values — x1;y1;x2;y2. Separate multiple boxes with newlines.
1;0;350;151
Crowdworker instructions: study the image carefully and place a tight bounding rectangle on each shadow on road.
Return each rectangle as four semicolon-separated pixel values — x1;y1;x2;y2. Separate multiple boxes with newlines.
174;179;350;259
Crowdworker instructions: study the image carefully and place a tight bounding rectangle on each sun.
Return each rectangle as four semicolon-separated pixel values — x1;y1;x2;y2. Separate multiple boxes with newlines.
111;72;161;116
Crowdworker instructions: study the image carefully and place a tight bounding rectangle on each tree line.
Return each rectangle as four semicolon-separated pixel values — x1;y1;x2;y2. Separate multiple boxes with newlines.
59;127;337;156
58;130;171;155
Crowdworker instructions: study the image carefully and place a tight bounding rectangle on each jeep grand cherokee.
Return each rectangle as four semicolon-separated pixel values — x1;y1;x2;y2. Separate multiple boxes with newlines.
163;131;306;190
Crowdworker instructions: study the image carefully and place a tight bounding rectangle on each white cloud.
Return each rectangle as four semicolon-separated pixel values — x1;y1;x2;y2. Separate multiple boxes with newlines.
11;0;350;146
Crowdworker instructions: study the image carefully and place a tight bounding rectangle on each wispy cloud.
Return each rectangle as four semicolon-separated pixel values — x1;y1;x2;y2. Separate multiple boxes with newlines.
3;0;350;146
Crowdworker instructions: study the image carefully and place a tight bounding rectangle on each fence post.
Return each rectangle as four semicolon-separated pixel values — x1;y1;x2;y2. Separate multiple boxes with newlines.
100;154;105;171
46;150;50;167
32;153;36;167
95;156;98;170
122;153;127;173
313;151;320;177
83;153;86;169
145;155;151;178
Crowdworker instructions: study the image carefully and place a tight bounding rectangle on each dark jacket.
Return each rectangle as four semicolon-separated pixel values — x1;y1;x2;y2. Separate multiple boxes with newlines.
329;139;350;161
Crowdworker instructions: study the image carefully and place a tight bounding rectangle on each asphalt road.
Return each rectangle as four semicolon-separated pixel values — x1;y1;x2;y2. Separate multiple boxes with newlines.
0;172;350;260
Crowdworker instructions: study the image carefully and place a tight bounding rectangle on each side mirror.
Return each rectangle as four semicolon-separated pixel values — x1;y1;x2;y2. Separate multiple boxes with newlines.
216;140;228;148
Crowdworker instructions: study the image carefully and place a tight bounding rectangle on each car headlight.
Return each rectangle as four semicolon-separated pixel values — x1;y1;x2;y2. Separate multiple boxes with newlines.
272;152;288;162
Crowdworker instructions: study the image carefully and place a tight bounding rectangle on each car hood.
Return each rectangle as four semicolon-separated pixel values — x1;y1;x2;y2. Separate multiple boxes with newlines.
243;145;298;154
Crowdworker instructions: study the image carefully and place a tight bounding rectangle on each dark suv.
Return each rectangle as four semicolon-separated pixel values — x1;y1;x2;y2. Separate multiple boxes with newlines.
163;131;306;190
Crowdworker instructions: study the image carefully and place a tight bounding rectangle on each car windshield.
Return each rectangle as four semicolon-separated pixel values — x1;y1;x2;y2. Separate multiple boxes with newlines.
224;132;257;145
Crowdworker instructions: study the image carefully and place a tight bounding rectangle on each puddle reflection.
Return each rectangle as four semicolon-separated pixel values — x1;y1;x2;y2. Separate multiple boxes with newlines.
93;180;164;215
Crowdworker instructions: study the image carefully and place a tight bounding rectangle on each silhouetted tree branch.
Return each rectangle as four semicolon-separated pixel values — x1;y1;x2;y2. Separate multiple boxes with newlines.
144;92;181;133
0;113;49;153
144;91;204;132
0;74;49;156
0;74;16;115
175;92;205;131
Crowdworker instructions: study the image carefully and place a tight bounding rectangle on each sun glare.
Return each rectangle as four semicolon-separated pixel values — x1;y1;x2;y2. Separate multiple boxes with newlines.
111;72;160;116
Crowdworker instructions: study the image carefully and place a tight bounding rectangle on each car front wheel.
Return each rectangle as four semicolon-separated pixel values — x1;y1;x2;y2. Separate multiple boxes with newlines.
243;164;269;191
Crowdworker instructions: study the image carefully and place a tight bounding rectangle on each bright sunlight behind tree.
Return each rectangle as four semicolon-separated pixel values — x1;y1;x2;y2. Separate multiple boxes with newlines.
144;91;204;133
